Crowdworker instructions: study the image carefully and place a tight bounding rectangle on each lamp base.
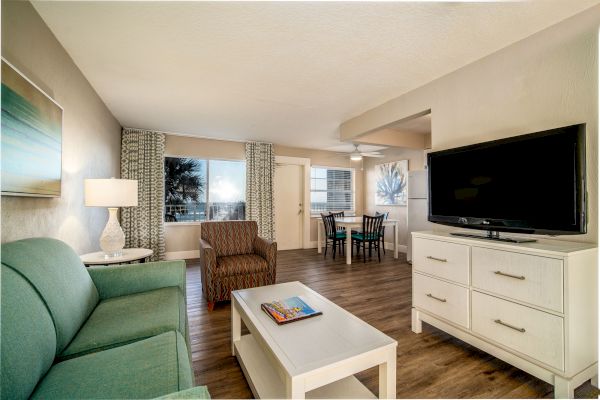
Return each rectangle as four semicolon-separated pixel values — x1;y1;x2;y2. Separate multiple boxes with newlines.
100;207;125;257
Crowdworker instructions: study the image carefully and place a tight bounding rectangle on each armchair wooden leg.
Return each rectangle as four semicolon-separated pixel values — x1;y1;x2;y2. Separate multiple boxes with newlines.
207;302;215;311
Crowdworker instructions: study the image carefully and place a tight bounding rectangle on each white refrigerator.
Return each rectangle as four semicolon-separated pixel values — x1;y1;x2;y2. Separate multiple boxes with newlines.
407;170;431;263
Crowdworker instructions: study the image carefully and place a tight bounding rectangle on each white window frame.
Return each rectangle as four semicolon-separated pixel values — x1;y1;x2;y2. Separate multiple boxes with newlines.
310;165;355;216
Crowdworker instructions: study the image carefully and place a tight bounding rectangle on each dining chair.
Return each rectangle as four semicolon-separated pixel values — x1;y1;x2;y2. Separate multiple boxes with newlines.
333;210;361;235
375;211;390;254
321;213;345;260
352;214;385;263
331;211;346;235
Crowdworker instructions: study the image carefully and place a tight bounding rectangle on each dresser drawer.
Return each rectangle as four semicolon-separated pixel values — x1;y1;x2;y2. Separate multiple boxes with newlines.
472;291;564;370
413;238;470;284
472;247;563;313
413;273;469;328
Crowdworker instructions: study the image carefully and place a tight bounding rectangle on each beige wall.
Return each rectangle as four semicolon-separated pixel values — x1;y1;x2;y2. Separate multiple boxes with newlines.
274;145;363;244
363;148;425;248
164;136;363;255
342;7;599;244
1;1;122;254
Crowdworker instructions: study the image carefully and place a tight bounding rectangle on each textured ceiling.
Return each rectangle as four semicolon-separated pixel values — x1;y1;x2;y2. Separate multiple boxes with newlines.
33;1;599;151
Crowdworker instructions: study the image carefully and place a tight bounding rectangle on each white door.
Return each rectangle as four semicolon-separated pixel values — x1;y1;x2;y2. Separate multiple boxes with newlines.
274;163;303;250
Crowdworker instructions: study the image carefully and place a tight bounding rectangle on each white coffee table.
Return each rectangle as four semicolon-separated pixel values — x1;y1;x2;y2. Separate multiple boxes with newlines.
231;282;397;399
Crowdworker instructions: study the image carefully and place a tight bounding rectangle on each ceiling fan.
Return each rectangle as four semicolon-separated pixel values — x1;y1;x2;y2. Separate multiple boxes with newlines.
349;144;384;161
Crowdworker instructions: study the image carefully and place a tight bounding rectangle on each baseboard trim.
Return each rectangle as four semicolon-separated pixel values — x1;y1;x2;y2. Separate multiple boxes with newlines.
386;242;407;253
165;250;198;260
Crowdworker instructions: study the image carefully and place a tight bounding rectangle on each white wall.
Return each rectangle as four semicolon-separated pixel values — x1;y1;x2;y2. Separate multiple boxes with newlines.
1;1;122;253
342;7;599;244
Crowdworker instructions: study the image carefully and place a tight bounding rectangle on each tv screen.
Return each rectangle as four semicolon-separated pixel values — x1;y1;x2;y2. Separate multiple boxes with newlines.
428;124;586;235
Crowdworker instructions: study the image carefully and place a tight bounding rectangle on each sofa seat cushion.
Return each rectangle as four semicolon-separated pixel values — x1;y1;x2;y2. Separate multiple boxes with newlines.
60;287;185;359
216;254;268;277
32;331;193;399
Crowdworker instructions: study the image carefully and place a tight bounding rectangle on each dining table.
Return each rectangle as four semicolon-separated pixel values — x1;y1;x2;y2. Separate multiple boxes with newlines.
317;216;399;265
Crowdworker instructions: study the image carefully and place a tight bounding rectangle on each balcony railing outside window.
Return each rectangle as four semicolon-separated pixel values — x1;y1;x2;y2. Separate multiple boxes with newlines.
165;202;245;222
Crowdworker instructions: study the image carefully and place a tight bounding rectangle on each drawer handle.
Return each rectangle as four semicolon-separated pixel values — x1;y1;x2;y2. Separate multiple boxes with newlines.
426;293;447;303
494;319;526;333
427;256;448;263
494;271;525;280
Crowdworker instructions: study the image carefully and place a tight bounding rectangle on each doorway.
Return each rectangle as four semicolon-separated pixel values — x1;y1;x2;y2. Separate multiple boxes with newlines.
274;162;304;250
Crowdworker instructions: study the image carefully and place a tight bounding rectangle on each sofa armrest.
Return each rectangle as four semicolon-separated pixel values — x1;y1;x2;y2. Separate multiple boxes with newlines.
254;236;277;282
88;260;186;300
155;386;211;399
199;239;217;302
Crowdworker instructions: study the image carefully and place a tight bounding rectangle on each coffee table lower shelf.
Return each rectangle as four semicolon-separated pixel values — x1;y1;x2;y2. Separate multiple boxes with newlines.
234;334;376;399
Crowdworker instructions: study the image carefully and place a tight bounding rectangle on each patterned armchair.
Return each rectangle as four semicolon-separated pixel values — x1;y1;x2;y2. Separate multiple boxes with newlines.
199;221;277;311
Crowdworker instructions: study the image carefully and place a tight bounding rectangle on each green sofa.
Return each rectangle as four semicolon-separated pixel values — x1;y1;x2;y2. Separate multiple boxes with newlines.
1;237;210;399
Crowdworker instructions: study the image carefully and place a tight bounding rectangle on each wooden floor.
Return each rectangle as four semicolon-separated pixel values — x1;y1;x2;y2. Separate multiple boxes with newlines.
186;249;598;399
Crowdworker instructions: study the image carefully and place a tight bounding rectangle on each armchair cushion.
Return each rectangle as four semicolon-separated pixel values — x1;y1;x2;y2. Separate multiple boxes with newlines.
60;286;186;360
32;331;193;399
216;254;269;276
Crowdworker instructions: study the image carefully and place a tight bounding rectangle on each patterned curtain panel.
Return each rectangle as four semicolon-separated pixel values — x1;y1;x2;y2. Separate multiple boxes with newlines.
245;142;275;240
120;128;166;261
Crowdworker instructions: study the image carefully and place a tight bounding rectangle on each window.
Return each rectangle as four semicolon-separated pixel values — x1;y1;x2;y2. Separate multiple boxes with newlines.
164;157;246;222
310;166;354;214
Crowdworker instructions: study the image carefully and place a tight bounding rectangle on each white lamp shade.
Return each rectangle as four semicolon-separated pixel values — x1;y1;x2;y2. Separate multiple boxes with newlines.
84;179;138;207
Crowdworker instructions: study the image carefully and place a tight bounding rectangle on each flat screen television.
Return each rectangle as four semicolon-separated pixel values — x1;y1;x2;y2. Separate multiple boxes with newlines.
427;123;586;237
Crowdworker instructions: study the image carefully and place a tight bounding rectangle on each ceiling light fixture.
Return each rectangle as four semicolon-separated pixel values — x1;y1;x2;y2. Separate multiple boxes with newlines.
350;152;363;161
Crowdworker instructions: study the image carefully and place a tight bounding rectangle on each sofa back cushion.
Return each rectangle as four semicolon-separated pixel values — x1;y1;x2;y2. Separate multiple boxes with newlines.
201;221;257;257
0;238;99;353
1;265;57;400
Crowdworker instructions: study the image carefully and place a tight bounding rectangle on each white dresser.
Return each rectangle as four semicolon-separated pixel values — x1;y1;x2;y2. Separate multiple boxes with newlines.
411;231;598;398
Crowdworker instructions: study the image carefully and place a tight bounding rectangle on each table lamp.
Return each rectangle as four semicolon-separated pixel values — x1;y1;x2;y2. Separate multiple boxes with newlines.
84;178;138;257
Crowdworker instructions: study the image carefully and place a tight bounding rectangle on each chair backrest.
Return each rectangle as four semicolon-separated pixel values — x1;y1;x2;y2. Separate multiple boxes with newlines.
321;213;337;238
201;220;258;257
331;211;345;219
331;211;345;231
375;211;390;219
1;266;57;400
362;214;385;239
375;211;389;233
0;238;99;354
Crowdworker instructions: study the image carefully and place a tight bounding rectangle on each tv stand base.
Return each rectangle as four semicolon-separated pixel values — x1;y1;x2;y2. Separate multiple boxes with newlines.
451;230;537;243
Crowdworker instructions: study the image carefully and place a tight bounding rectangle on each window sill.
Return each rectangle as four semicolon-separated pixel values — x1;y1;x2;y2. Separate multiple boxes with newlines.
310;213;356;218
164;221;203;227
